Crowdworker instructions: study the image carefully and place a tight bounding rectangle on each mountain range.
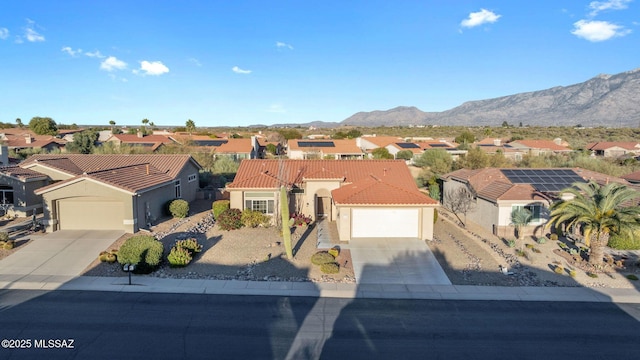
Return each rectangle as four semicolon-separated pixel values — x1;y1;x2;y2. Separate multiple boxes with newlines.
269;68;640;128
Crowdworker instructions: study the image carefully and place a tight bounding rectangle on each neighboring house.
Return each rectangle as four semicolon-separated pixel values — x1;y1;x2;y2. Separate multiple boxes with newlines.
257;138;283;157
356;136;403;153
105;133;175;152
475;138;525;161
0;129;66;153
440;167;628;238
287;139;364;160
385;142;424;162
0;154;201;233
505;139;572;156
419;140;467;160
171;135;260;161
586;142;640;158
227;159;438;241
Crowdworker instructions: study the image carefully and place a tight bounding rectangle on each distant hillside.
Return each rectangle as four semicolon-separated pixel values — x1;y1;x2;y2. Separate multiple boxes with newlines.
340;68;640;128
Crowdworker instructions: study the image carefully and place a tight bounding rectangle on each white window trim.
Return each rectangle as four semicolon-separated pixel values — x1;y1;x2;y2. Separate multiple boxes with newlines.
188;173;197;183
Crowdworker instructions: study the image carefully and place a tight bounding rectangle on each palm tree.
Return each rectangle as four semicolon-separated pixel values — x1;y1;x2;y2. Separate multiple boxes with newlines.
510;207;533;242
109;120;116;133
185;119;196;136
548;181;640;267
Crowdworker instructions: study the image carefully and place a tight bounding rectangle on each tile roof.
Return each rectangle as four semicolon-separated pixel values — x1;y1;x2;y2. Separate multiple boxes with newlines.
332;175;437;205
22;154;199;194
572;168;630;186
507;140;571;152
289;139;363;154
622;170;640;183
228;159;435;205
476;182;540;202
359;136;403;147
0;131;66;149
586;142;640;151
443;168;510;194
216;138;254;154
0;166;49;180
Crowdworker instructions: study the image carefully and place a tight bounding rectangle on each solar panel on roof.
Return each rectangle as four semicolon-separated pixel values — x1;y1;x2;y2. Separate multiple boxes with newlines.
396;142;420;149
197;140;228;146
428;143;449;148
297;141;335;147
500;169;585;192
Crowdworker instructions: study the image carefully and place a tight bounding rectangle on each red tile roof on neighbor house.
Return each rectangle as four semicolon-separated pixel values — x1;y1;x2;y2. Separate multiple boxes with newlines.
507;139;571;152
586;142;640;151
0;166;49;181
228;159;436;205
216;138;254;154
21;154;200;194
359;136;403;148
288;139;363;154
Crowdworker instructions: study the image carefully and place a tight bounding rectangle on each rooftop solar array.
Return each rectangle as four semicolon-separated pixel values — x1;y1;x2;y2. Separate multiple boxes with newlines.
501;169;585;192
428;143;449;148
396;142;420;149
298;141;335;147
196;140;228;146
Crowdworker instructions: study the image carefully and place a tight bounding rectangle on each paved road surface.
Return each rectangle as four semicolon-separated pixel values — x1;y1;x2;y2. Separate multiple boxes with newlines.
0;290;637;359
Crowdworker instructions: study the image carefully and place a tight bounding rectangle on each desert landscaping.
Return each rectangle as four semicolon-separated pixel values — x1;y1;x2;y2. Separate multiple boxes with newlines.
54;199;637;290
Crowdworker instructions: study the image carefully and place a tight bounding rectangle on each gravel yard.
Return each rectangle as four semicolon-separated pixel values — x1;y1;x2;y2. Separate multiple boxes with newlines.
81;200;355;283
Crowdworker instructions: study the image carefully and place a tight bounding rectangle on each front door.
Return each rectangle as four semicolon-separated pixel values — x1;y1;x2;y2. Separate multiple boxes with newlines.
316;197;331;219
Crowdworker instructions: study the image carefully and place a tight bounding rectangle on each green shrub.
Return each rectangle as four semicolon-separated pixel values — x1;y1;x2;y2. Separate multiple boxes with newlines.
554;265;564;274
320;262;340;274
626;274;639;281
507;239;516;248
537;237;547;244
167;246;193;267
212;200;230;220
168;199;189;218
0;231;9;243
569;269;577;278
328;247;340;258
217;208;243;231
550;233;558;241
608;236;640;250
525;243;534;249
3;240;15;250
311;251;335;265
587;272;598;278
117;235;164;274
241;209;269;228
175;238;203;254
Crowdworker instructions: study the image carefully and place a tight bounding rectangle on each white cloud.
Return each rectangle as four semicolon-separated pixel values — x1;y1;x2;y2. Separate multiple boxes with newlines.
588;0;632;17
571;19;631;41
188;58;202;67
24;19;45;42
232;66;252;74
0;28;8;40
276;41;294;50
460;9;501;28
138;60;170;75
61;46;82;57
100;56;128;71
85;50;105;58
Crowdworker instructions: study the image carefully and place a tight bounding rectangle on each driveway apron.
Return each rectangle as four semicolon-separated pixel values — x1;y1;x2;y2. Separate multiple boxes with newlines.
349;237;452;285
0;230;124;277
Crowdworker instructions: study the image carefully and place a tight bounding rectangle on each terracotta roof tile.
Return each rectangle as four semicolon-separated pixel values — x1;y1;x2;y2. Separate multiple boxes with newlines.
216;138;254;154
508;140;571;152
288;139;363;154
586;142;640;151
0;166;48;180
332;175;437;205
229;159;434;206
359;136;403;147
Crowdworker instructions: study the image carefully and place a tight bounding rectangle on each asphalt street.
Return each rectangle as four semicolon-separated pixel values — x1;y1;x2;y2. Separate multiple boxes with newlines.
0;290;638;359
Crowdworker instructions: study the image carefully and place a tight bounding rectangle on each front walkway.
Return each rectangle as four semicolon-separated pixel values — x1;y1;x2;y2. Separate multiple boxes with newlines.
0;230;124;277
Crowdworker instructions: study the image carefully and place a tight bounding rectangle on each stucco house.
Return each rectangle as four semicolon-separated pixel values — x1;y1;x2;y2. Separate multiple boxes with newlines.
105;133;176;152
227;159;438;241
586;142;640;158
287;139;364;160
441;167;632;238
0;154;201;233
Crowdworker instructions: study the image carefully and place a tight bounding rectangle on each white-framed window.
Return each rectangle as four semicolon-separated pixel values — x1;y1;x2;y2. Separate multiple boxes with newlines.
175;180;182;198
512;203;542;223
188;173;197;183
0;185;14;205
244;192;275;214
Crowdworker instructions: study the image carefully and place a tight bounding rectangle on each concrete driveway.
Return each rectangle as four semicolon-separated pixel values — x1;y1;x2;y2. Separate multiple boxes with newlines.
0;230;124;277
349;237;451;285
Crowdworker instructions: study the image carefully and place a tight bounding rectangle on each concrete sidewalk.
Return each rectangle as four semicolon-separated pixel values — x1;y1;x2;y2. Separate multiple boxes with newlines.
0;274;638;304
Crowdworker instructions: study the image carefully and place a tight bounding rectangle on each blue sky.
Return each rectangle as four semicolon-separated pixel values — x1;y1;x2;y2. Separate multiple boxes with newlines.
0;1;638;127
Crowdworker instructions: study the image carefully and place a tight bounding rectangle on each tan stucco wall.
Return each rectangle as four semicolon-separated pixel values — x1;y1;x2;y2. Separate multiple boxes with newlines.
41;179;134;232
303;180;341;221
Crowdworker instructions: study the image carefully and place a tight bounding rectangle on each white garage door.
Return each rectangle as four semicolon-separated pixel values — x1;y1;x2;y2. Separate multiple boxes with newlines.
58;198;123;230
351;208;419;238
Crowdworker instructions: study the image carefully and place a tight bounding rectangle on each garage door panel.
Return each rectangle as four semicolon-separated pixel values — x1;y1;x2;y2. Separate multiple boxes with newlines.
58;198;123;230
352;208;419;238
